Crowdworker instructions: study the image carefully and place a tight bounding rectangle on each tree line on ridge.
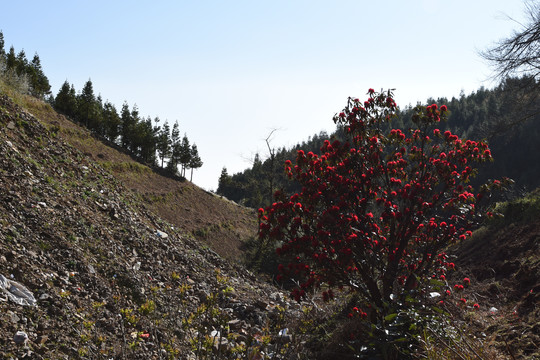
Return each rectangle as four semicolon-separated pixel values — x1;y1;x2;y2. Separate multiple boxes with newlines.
0;30;203;181
218;76;540;209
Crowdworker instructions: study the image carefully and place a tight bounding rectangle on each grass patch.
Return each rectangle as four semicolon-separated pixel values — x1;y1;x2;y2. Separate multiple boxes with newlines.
488;187;540;228
101;161;151;174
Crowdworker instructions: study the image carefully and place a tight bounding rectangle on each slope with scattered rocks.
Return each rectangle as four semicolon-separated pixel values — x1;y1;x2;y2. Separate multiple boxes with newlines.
8;92;258;261
0;94;302;359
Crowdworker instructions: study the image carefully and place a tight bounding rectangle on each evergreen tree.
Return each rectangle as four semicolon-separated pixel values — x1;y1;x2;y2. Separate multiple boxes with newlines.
77;79;98;129
54;80;78;118
94;94;105;136
167;121;181;174
15;49;28;76
68;84;77;117
217;167;231;194
188;144;203;182
120;102;135;150
157;121;171;168
6;46;16;69
103;101;121;143
0;31;5;59
135;116;158;165
179;134;191;177
28;53;51;98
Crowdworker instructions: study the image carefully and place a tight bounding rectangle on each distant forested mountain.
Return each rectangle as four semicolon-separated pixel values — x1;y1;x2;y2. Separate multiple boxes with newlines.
218;76;540;208
217;129;344;209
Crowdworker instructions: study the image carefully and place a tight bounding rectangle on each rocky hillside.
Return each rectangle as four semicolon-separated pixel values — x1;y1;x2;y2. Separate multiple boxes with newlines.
1;90;539;360
9;93;258;262
0;94;304;359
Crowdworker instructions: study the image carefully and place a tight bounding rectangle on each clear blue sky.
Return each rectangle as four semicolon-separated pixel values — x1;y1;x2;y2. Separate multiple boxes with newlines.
0;1;527;191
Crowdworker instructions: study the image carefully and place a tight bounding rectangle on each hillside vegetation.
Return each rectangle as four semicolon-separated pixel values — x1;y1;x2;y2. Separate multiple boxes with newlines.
1;32;538;359
218;77;540;209
0;85;258;261
0;91;313;359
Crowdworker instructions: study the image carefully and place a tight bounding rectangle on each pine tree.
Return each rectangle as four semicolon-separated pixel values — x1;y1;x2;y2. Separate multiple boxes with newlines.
103;101;121;143
77;79;98;129
179;134;191;177
0;31;5;59
28;53;51;98
54;80;78;118
136;116;158;165
217;167;231;194
167;121;181;174
188;144;203;182
15;49;27;76
157;121;171;168
6;46;16;69
120;102;136;150
94;94;105;136
68;84;77;117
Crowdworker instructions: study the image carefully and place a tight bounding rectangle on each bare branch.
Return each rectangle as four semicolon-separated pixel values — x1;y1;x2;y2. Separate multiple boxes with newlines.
481;1;540;81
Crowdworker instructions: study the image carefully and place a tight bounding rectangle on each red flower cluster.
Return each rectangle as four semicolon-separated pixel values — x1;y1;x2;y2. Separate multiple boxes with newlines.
350;307;368;319
258;89;498;323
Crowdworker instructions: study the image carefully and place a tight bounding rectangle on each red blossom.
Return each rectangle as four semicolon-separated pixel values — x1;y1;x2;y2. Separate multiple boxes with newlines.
258;88;496;324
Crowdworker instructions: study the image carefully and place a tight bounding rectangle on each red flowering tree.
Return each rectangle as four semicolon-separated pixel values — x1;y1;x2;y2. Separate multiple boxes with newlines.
258;89;498;335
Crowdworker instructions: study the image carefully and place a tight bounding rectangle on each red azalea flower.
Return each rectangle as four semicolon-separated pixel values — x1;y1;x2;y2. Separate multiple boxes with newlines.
473;303;480;310
360;311;368;319
463;277;471;285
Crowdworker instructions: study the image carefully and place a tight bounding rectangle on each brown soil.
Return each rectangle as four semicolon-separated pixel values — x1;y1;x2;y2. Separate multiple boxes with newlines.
15;93;258;261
